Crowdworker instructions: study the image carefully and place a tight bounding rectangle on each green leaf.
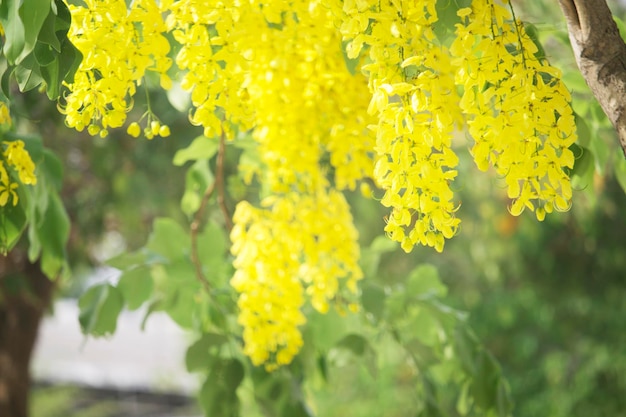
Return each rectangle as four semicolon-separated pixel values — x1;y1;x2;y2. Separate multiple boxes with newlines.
470;351;500;410
496;378;513;417
56;33;82;86
185;333;228;372
307;309;352;351
181;159;214;217
41;148;64;191
280;400;313;417
523;22;547;62
614;153;626;194
146;218;190;261
335;333;377;377
0;203;28;253
34;41;56;67
35;8;61;52
197;220;227;267
360;236;397;278
219;358;245;392
361;283;385;321
38;191;69;278
163;286;198;329
40;55;61;99
404;308;441;347
116;266;153;310
198;359;244;416
456;380;472;415
589;134;610;175
0;0;26;64
454;326;480;377
575;112;591;148
106;248;162;270
19;0;52;61
163;258;196;283
433;0;471;43
1;67;12;98
13;53;44;92
173;136;218;166
370;235;398;253
407;264;447;299
336;334;368;356
341;40;360;75
78;284;124;337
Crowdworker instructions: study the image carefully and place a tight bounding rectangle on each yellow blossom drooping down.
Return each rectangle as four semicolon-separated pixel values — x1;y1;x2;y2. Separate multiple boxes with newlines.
231;188;362;371
57;0;580;371
0;102;11;126
0;140;38;206
335;0;463;253
227;0;367;370
60;0;172;138
450;0;577;220
4;140;37;185
0;163;18;207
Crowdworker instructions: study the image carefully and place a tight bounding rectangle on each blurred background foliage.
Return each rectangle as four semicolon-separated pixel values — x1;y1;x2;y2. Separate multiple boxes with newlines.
11;0;626;416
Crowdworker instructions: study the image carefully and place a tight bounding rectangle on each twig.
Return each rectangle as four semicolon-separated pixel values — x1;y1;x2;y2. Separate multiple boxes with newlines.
216;132;233;231
190;179;215;293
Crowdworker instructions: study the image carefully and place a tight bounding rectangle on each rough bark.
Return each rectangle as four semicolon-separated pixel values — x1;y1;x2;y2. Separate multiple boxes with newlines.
0;251;53;417
558;0;626;156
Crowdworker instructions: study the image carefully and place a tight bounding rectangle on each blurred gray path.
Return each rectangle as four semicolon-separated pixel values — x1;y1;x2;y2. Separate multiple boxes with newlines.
31;299;198;394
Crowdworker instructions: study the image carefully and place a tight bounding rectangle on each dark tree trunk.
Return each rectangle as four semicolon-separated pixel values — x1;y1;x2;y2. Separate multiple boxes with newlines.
558;0;626;156
0;250;53;417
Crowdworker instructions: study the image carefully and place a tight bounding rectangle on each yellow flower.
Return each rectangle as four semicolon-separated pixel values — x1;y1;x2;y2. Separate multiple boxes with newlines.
127;122;141;138
3;140;37;185
0;102;11;126
0;163;18;206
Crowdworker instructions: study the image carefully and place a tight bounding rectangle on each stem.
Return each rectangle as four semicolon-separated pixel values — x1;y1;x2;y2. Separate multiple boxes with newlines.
189;128;231;292
216;131;233;231
508;1;527;69
190;179;215;293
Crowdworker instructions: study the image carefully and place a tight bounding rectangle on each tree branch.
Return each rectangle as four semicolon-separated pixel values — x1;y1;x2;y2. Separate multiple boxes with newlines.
216;132;233;232
190;180;215;293
189;130;232;292
558;0;626;156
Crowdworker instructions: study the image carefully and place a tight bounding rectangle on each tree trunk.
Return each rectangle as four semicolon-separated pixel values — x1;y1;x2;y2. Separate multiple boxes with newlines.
0;250;53;417
558;0;626;156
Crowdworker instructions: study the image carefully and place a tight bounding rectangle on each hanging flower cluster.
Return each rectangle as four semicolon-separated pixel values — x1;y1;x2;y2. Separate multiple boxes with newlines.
60;0;172;138
336;0;464;253
231;188;361;370
451;2;576;220
0;140;38;206
59;0;579;369
0;104;37;206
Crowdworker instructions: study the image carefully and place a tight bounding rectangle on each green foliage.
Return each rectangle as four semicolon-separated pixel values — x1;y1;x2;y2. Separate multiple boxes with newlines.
78;284;124;336
0;0;81;99
5;1;626;417
0;133;69;277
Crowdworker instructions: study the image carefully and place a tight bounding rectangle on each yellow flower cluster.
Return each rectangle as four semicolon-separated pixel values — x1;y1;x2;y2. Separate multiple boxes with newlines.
166;0;253;139
231;188;362;371
58;0;580;370
201;0;374;193
61;0;172;137
336;0;463;252
451;1;576;220
226;0;369;368
0;102;11;126
62;0;373;369
0;140;38;206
